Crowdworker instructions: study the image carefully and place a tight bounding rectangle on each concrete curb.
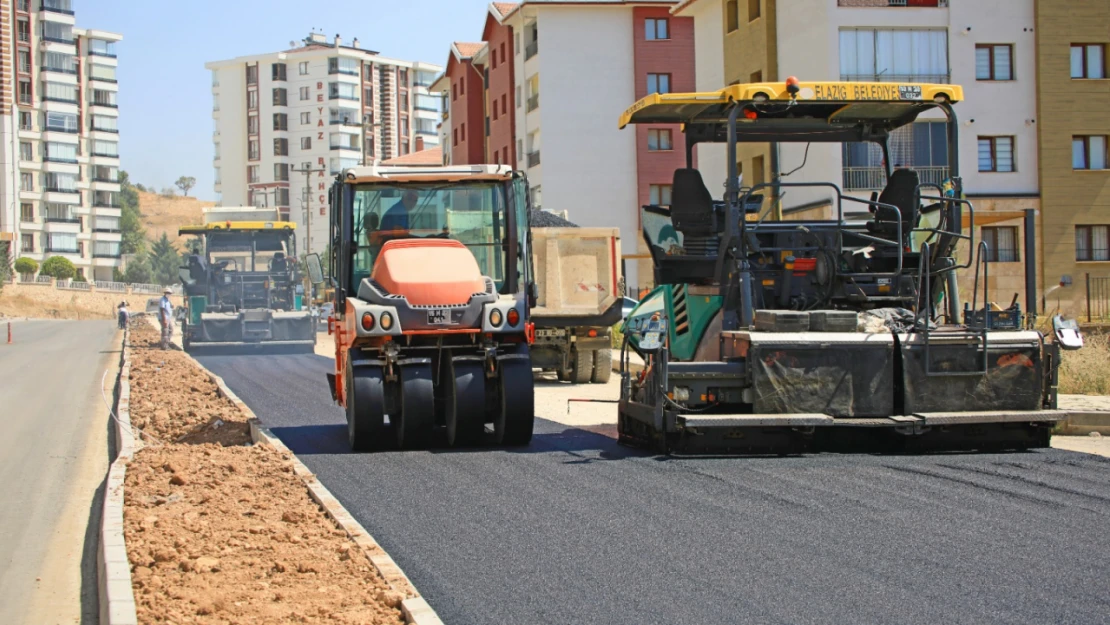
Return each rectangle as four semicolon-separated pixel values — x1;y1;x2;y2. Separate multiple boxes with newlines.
179;341;445;625
98;327;139;625
1057;412;1110;436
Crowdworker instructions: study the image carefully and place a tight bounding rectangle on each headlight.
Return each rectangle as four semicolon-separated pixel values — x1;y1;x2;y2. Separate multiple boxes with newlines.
380;312;394;331
490;309;503;327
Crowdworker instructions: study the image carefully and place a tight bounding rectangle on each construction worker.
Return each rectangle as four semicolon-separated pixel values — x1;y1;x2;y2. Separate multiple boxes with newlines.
379;188;419;231
159;287;174;350
117;301;129;330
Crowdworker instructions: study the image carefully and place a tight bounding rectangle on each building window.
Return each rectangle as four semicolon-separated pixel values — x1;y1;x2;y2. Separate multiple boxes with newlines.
19;112;32;130
839;29;949;83
300;112;311;125
649;184;672;207
299;61;309;75
329;57;359;76
981;226;1019;262
1073;135;1108;170
1076;225;1110;262
18;49;30;73
247;165;259;183
19;142;32;161
248;139;259;160
247;90;258;110
273;88;288;106
274;163;289;181
21;172;33;191
248;115;259;135
645;18;669;41
246;65;258;85
274;138;289;156
364;137;375;158
399;69;409;87
977;136;1015;173
726;0;738;32
299;86;310;101
975;45;1013;81
17;18;30;43
301;136;312;150
21;234;33;253
272;63;287;81
274;113;288;131
647;73;671;94
1071;44;1106;79
748;0;760;21
21;203;34;222
18;80;32;104
647;129;673;151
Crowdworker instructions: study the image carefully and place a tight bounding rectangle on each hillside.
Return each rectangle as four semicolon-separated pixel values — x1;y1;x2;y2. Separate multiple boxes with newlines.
138;191;214;248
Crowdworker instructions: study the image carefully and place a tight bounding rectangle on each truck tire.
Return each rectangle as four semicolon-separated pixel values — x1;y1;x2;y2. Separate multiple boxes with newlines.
591;349;612;384
570;349;593;384
396;363;435;450
556;364;571;382
496;352;535;446
347;363;387;452
445;359;485;447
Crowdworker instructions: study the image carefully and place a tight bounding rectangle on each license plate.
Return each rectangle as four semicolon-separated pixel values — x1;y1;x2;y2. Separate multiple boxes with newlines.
427;309;450;325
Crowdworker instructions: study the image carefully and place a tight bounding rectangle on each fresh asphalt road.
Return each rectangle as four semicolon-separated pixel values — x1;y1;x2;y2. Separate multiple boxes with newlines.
0;319;117;625
197;350;1110;625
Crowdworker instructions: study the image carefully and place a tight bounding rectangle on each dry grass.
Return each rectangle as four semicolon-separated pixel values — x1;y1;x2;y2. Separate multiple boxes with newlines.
138;191;213;248
1058;329;1110;396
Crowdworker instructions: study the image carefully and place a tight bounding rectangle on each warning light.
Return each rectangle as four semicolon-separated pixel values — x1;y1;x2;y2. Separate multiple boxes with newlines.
744;109;758;120
785;76;801;97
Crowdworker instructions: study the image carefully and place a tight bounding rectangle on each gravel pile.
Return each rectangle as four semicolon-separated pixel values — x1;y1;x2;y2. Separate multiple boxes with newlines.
530;209;578;228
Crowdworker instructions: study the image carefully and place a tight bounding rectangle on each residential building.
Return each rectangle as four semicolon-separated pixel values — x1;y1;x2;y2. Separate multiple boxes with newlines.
0;0;123;281
437;1;694;288
675;0;1046;305
206;33;442;257
1034;0;1109;317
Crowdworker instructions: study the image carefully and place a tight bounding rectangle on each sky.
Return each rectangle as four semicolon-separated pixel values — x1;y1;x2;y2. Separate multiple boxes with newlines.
79;0;495;201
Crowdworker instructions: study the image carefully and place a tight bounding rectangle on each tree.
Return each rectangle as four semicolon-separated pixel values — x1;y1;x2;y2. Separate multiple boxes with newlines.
14;257;38;277
40;256;77;281
118;170;146;255
175;176;197;197
0;242;11;294
121;253;153;284
150;233;181;286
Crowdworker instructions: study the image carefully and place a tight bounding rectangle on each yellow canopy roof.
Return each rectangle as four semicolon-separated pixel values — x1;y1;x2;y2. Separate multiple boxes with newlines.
618;81;964;131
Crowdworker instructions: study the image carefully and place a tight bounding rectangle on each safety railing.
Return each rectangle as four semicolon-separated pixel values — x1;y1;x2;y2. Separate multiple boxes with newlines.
95;280;128;292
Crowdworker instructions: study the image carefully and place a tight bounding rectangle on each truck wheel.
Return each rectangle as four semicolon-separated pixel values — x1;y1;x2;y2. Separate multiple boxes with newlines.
446;359;485;447
556;364;571;382
570;349;593;384
591;349;612;384
495;355;535;446
347;363;387;452
182;319;191;352
396;364;435;450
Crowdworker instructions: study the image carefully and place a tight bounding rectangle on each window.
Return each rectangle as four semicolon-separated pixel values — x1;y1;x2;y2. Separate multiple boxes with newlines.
18;80;31;105
247;165;259;183
274;163;289;181
461;123;466;141
1071;44;1106;79
649;184;672;206
20;172;33;191
44;82;77;103
90;114;116;132
89;64;117;82
246;65;258;85
399;69;409;87
20;142;32;161
401;117;409;137
247;115;259;135
299;86;310;101
645;18;669;41
982;226;1019;262
1076;225;1110;261
300;111;311;125
91;89;117;107
92;140;118;156
248;139;259;160
328;57;359;75
975;44;1013;81
1073;136;1108;170
299;61;309;75
329;82;357;100
726;0;738;32
272;63;287;81
647;129;673;151
21;234;33;253
453;128;458;147
17;18;30;43
89;39;116;57
45;142;78;163
400;93;409;110
364;86;374;102
43;172;77;191
247;90;258;110
301;136;312;150
273;88;287;106
47;233;77;253
46;111;78;132
21;203;33;223
415;93;438;111
493;100;499;120
43;51;75;74
364;137;375;158
839;29;949;82
274;138;289;156
501;94;508;117
19;112;32;130
646;73;671;94
977;136;1014;172
41;21;73;43
18;49;31;73
274;113;288;131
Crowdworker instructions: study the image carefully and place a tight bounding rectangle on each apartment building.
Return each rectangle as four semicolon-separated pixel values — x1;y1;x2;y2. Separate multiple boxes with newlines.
675;0;1049;304
436;1;694;288
0;0;123;281
206;33;442;256
1034;0;1109;317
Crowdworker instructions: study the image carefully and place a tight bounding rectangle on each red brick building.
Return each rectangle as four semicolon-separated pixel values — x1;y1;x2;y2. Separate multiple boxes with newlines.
443;42;487;165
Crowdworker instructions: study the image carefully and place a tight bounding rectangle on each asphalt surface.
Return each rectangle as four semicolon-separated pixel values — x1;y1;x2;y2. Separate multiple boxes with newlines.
197;350;1110;625
0;319;116;624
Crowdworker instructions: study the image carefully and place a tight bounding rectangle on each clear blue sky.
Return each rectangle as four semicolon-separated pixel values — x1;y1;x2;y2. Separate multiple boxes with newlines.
80;0;493;201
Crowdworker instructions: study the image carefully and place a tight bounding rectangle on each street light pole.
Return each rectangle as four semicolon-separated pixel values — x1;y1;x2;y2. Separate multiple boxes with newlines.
291;165;326;259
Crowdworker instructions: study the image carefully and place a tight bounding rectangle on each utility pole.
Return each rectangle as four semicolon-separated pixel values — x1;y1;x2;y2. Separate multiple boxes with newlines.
291;165;326;258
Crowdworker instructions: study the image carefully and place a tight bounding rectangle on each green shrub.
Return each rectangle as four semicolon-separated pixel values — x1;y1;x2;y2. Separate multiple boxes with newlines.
14;257;38;276
40;256;77;281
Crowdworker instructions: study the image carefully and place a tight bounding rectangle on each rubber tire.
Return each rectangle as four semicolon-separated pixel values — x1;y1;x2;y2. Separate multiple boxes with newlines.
570;349;593;384
446;360;486;447
556;364;571;382
396;364;435;450
591;349;612;384
495;353;535;446
181;319;191;352
347;362;387;452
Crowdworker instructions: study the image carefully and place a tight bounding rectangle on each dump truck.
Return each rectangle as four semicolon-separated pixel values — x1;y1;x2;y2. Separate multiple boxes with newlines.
316;164;535;451
178;221;315;351
530;225;624;384
615;79;1083;454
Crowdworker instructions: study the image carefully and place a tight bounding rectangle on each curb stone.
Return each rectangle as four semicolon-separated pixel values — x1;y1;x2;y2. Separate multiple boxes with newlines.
98;327;139;625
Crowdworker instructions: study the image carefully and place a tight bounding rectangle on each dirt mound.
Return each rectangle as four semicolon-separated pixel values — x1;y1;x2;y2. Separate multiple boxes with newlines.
530;208;578;228
128;322;250;446
0;285;180;321
138;191;214;248
125;444;405;625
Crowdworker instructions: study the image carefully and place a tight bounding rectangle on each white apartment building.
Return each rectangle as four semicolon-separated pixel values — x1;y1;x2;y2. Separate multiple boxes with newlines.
0;0;123;281
206;32;442;257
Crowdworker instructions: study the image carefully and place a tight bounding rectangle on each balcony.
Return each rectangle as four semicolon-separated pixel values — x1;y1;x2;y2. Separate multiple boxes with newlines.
47;246;79;253
45;216;79;224
91;125;119;134
90;151;119;158
44;155;78;164
42;66;77;76
527;94;539;112
93;200;120;208
840;73;950;83
41;0;75;15
44;186;79;194
45;124;79;134
842;165;949;191
90;100;119;109
93;251;121;258
837;0;947;5
525;41;538;60
527;151;541;168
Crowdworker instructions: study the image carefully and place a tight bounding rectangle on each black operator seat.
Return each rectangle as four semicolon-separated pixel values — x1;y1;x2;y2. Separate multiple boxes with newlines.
671;169;719;238
868;168;920;241
188;254;207;283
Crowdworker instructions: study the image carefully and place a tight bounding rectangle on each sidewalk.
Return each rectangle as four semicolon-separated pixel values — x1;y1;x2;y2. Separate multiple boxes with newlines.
1057;394;1110;435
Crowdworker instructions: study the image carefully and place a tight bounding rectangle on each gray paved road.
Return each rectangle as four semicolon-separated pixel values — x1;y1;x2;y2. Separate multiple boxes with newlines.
0;319;117;624
198;351;1110;625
